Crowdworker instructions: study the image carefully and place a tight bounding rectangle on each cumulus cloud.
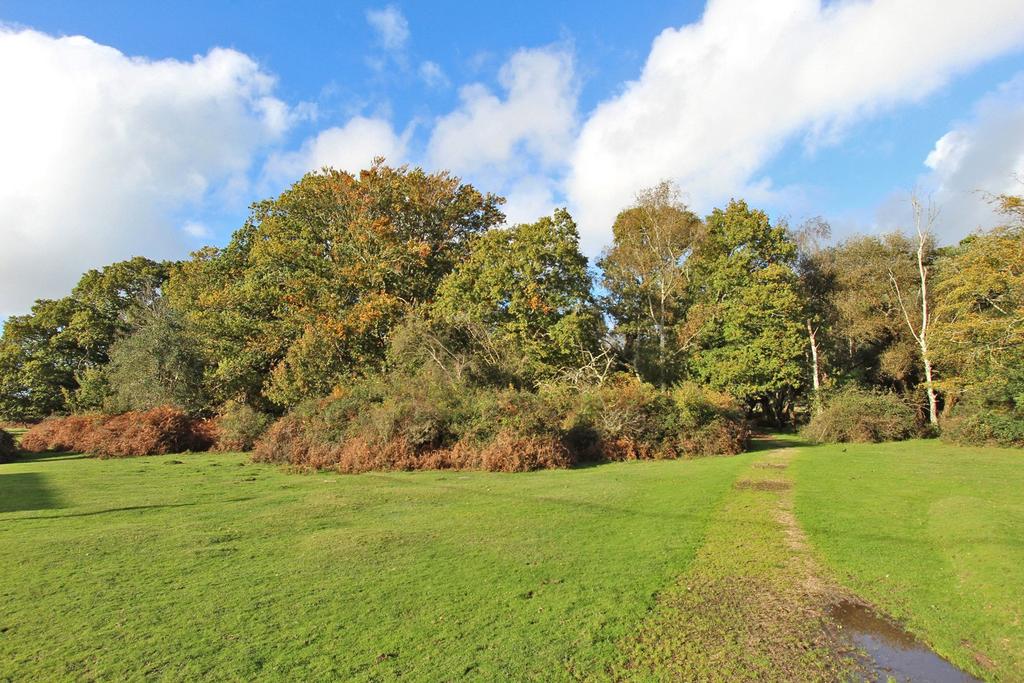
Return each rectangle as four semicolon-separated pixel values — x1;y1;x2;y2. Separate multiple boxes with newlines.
366;6;409;51
262;116;409;181
568;0;1024;250
428;47;577;225
921;72;1024;241
0;27;291;318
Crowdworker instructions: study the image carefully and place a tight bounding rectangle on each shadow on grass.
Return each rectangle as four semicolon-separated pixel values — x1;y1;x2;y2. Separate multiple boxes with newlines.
0;472;65;513
748;434;810;451
8;502;199;521
6;451;89;463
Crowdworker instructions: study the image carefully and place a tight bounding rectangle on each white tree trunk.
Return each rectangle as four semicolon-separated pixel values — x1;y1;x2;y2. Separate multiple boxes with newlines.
806;320;822;414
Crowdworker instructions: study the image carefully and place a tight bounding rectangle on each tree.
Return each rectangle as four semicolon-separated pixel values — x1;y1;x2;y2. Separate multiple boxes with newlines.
687;200;806;426
599;181;703;387
86;298;207;414
792;217;837;414
888;196;939;425
431;209;603;384
0;258;169;421
167;161;505;408
932;195;1024;414
828;234;922;393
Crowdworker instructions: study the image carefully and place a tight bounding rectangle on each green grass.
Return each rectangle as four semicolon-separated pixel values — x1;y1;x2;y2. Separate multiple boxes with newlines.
793;440;1024;681
0;450;748;681
4;440;1021;681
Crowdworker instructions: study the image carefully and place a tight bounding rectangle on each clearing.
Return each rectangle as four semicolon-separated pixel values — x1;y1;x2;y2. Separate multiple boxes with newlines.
0;439;1020;680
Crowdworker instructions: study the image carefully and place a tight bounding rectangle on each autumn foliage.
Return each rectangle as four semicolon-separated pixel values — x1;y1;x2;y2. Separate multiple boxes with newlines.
251;373;747;473
20;407;214;458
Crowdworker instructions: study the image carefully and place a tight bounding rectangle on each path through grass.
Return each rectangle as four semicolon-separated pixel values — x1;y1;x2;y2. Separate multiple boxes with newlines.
616;446;853;681
0;450;747;680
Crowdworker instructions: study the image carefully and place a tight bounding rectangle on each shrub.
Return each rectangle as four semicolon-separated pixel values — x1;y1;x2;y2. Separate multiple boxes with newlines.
20;408;214;457
20;414;104;453
801;388;919;443
87;407;214;458
0;428;17;462
942;408;1024;448
253;372;750;473
671;383;750;456
213;401;274;452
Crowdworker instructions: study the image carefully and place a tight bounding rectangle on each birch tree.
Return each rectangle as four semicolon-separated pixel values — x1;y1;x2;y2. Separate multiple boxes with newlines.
599;181;702;388
889;195;939;424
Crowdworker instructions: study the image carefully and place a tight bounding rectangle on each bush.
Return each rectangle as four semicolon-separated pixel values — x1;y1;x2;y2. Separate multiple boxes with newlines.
21;414;105;453
801;388;919;443
20;408;214;457
942;408;1024;448
213;401;274;452
86;407;214;458
253;372;750;473
0;428;17;462
671;383;750;456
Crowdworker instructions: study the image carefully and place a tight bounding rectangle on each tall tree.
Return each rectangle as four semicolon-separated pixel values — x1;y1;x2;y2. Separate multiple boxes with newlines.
432;209;602;384
932;194;1024;414
687;200;806;426
599;181;703;387
828;234;922;393
792;217;836;414
167;161;505;408
889;196;939;425
0;257;169;421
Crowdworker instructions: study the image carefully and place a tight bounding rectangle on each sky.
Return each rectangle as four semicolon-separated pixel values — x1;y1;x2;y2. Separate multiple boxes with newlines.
2;0;1024;321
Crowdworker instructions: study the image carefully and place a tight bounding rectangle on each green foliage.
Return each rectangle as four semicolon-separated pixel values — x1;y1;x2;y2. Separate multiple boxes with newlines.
254;366;748;472
432;209;603;383
801;387;919;443
167;161;505;409
213;400;274;452
942;408;1024;448
687;200;806;424
88;300;206;415
599;182;703;386
933;225;1024;404
0;428;16;462
827;233;926;389
0;257;169;421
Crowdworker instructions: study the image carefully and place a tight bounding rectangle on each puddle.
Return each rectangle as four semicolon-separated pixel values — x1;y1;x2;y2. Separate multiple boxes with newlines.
828;601;981;682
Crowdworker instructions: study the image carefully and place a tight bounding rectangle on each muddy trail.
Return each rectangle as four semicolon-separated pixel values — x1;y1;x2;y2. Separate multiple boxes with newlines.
613;447;981;682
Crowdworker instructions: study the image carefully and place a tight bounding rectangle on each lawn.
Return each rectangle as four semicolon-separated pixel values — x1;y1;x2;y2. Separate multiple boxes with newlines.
793;440;1024;681
0;449;747;681
3;440;1021;681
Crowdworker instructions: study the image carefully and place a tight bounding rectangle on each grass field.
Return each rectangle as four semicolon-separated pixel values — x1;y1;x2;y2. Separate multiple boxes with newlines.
1;439;1021;681
794;440;1024;681
0;449;747;681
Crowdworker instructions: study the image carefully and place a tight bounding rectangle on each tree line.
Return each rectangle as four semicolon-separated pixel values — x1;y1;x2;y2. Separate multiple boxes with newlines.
2;161;1021;450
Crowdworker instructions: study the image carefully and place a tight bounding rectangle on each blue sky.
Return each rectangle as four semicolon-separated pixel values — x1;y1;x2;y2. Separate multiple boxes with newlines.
2;1;1024;319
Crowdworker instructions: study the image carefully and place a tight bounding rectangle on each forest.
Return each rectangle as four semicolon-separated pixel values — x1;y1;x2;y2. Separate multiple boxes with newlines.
2;162;1022;467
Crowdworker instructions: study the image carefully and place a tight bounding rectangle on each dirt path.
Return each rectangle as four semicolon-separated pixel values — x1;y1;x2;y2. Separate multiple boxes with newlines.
611;447;984;682
612;448;856;681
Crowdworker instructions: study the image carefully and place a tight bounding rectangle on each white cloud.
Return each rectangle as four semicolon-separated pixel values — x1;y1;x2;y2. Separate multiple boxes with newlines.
0;27;291;318
568;0;1024;251
182;221;213;239
921;72;1024;241
263;116;409;181
427;47;577;225
419;60;449;89
366;6;409;51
